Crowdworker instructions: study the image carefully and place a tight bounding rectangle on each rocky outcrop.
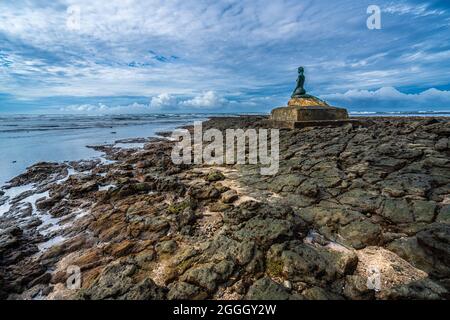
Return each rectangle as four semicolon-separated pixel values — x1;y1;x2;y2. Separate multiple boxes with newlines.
1;116;449;300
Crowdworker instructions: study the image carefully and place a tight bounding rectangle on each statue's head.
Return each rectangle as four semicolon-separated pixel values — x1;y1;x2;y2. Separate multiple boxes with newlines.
298;66;304;74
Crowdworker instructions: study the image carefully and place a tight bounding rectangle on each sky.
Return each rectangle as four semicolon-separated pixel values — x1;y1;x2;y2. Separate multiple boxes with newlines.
1;0;450;114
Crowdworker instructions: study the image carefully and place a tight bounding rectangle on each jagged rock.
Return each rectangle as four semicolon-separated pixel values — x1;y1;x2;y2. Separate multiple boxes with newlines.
343;275;375;300
79;262;166;300
437;205;450;224
167;281;208;300
119;278;167;300
296;180;319;198
234;218;294;248
206;171;225;182
36;196;61;210
209;202;231;212
387;237;438;277
299;205;379;249
338;189;382;214
2;116;450;301
7;162;67;187
416;224;450;272
381;278;448;300
27;272;52;288
156;240;178;255
188;184;221;200
109;240;135;258
69;160;101;172
382;198;413;224
72;181;98;195
0;227;22;251
339;219;381;249
221;190;238;203
302;286;344;300
181;262;232;293
435;138;449;151
270;174;306;193
266;241;357;286
246;277;303;300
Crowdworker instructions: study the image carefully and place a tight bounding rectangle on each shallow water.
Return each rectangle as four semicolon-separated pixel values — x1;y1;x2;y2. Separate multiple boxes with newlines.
0;114;210;185
0;183;34;215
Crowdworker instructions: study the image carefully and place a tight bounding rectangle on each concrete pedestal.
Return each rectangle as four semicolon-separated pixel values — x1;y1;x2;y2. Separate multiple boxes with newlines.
269;95;351;129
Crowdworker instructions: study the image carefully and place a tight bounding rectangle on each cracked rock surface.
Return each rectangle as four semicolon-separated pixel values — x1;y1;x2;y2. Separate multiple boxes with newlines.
1;116;449;300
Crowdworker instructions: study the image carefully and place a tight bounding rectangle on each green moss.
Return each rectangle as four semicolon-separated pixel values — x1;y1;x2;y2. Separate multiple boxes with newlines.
177;258;194;273
162;256;197;284
168;201;190;215
116;177;130;185
206;171;225;182
167;199;195;214
266;258;284;277
133;182;151;192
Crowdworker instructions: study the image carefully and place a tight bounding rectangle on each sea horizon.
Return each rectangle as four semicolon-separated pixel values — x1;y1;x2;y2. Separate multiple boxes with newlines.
2;110;449;185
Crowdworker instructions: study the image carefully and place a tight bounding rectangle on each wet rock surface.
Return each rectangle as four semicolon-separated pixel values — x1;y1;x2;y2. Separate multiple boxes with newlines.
1;116;449;300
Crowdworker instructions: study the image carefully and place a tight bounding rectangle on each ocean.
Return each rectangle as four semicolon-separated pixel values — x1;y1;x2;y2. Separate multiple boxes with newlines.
1;111;449;186
0;114;212;185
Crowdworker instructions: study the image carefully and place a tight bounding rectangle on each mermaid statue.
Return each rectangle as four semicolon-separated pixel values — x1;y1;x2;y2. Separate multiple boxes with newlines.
291;66;307;98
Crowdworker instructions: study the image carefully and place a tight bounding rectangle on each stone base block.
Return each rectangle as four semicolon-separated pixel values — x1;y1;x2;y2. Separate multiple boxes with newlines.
266;119;365;129
271;105;349;122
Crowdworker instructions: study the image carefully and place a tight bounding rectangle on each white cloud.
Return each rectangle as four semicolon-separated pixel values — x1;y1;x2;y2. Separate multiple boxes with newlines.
57;91;232;113
150;93;177;109
179;91;228;108
323;87;450;110
62;103;109;112
384;3;445;17
60;102;150;113
1;0;450;113
324;87;450;100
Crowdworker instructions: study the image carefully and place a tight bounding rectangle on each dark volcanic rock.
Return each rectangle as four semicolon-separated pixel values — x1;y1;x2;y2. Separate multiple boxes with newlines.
2;116;450;301
79;262;166;300
246;277;302;300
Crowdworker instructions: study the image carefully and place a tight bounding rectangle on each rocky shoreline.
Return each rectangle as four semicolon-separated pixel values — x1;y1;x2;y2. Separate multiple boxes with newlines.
1;116;449;300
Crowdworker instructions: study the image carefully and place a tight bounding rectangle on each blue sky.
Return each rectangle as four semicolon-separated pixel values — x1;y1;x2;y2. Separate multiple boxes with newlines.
1;0;450;114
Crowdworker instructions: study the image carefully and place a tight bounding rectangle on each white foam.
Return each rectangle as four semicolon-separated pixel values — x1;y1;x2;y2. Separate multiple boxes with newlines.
0;183;34;216
325;241;352;253
74;209;90;220
32;290;45;300
100;157;117;165
1;167;92;254
304;230;321;245
21;190;49;214
115;142;146;149
304;230;351;252
38;215;63;235
37;235;66;251
98;184;116;191
56;167;77;184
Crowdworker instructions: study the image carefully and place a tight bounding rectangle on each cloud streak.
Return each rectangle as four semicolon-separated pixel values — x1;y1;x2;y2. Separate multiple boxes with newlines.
324;87;450;111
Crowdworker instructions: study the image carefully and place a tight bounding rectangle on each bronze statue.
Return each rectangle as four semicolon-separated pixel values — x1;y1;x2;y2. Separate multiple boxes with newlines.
291;66;307;98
